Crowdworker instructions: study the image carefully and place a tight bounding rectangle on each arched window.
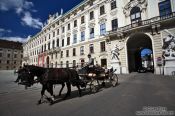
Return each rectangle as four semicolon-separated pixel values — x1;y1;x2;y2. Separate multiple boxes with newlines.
130;7;141;23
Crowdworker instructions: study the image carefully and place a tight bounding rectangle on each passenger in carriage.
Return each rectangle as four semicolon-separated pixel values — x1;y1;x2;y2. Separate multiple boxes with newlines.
103;65;109;73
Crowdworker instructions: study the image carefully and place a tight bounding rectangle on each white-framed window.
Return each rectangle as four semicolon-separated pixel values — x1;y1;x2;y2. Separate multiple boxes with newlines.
90;28;94;39
81;31;85;41
100;23;106;35
80;46;84;55
73;34;77;44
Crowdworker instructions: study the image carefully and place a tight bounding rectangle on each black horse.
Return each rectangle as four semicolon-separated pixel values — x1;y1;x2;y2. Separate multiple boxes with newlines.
19;65;83;104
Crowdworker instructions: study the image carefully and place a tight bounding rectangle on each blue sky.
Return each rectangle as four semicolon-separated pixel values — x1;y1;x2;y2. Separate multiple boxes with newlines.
0;0;83;42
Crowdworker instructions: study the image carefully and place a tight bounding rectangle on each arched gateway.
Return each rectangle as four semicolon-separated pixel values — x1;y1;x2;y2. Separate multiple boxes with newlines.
127;33;154;73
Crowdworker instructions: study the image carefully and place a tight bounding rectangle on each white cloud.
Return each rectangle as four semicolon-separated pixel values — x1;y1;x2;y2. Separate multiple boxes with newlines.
21;12;43;29
0;0;42;29
0;0;33;13
1;36;27;43
0;28;11;33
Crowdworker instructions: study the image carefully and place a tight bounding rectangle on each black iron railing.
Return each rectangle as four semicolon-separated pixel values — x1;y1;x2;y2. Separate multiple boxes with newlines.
108;12;175;35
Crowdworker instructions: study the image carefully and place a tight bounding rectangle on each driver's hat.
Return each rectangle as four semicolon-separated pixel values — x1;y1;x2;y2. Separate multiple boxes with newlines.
88;54;91;57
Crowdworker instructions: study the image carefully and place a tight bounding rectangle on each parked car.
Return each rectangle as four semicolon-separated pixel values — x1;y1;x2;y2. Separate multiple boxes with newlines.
138;67;147;73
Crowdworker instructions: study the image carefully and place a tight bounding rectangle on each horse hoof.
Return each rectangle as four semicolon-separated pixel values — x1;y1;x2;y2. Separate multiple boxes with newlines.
49;100;54;105
37;100;41;105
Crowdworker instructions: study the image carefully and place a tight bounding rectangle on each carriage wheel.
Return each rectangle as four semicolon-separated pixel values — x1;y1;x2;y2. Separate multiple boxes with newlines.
90;80;98;93
111;74;118;87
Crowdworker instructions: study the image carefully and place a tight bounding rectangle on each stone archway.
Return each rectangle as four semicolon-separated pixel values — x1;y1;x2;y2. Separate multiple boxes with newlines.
127;33;154;73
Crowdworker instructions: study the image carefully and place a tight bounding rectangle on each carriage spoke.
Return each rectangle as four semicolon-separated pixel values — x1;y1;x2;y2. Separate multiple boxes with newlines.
111;74;118;87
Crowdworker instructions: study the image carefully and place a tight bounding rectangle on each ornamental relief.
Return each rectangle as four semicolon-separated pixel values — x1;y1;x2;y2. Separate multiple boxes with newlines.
88;22;95;28
80;26;86;32
123;0;147;17
66;32;71;37
73;29;78;34
98;17;107;24
110;9;118;16
61;34;65;38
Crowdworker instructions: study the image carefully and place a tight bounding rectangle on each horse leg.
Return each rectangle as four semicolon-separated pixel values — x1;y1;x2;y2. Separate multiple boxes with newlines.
46;83;55;103
59;83;65;96
76;84;82;97
63;82;71;99
38;84;46;104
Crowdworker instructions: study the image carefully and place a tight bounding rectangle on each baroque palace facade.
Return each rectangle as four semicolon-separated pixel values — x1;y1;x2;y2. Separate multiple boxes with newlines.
23;0;175;75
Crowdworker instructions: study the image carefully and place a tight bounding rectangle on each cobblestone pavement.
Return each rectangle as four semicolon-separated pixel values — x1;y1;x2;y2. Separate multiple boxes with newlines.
0;71;174;116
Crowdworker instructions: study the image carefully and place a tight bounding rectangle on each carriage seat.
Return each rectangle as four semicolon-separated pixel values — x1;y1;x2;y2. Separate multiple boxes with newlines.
88;73;96;77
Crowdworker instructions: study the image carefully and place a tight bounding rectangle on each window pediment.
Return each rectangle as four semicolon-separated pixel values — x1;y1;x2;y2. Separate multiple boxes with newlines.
123;0;147;17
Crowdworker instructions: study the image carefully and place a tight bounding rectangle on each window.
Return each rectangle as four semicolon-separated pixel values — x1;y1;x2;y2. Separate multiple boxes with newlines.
73;48;76;56
55;53;57;59
7;54;10;58
90;1;93;6
62;39;64;47
57;29;59;35
73;34;77;44
100;5;105;15
0;60;1;63
52;40;55;48
159;0;172;17
81;31;85;41
66;50;69;57
41;45;43;53
48;42;50;50
14;54;17;58
55;61;57;68
68;23;70;30
100;23;106;35
53;31;55;37
73;60;76;68
130;7;141;23
112;19;118;31
49;34;50;39
100;41;106;52
66;61;69;68
0;53;2;57
61;51;63;58
81;16;85;24
60;61;63;68
74;20;77;27
89;44;94;54
62;26;65;33
44;44;46;51
67;37;70;45
80;46;84;55
51;54;53;59
14;61;16;64
7;60;10;64
90;11;94;20
57;39;59;47
111;1;117;10
90;28;94;39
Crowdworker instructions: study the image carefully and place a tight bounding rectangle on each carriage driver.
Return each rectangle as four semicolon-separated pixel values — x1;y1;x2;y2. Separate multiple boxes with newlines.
87;54;94;73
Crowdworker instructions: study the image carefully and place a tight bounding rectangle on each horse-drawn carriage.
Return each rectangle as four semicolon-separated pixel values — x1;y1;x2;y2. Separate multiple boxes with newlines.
16;65;118;104
77;66;118;93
